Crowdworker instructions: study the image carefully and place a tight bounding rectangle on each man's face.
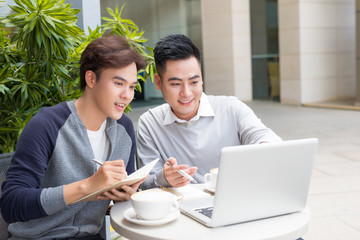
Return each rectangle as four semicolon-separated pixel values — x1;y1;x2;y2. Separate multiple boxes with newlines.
155;56;203;121
90;63;138;120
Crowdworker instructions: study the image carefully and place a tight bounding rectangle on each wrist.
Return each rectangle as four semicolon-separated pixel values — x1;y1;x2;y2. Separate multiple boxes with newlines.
78;178;91;195
64;178;91;205
158;168;171;186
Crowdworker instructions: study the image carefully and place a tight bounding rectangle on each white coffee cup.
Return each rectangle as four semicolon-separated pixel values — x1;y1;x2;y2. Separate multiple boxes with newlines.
204;168;218;189
131;190;178;220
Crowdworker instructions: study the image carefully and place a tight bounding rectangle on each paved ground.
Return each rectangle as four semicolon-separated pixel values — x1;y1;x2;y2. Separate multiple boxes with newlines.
112;99;360;240
245;101;360;240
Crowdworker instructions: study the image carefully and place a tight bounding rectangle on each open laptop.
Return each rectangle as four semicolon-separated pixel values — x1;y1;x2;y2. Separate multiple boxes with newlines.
179;138;318;228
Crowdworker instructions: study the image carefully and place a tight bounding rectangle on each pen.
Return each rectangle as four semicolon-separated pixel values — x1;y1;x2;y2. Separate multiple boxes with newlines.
94;159;127;176
93;159;103;166
166;161;197;183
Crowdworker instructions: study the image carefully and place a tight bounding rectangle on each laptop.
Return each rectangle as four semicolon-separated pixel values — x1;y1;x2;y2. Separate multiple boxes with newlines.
179;138;318;228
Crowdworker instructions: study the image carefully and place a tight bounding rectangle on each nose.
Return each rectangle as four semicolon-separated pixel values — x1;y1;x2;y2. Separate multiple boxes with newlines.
120;87;134;100
180;83;191;98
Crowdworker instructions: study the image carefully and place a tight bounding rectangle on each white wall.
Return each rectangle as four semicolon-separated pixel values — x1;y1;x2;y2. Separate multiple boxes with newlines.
201;0;252;101
82;0;101;35
279;0;356;104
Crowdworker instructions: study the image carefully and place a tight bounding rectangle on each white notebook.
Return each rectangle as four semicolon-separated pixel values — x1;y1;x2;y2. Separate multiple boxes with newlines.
74;158;159;203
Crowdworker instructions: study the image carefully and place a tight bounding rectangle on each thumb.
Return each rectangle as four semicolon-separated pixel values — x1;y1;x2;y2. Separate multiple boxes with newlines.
167;157;177;166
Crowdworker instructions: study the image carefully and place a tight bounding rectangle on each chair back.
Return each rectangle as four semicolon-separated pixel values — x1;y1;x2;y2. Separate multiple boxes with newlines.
0;152;14;240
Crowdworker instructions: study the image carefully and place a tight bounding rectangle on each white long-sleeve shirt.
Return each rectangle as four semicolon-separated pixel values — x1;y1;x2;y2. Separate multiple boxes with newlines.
136;93;282;189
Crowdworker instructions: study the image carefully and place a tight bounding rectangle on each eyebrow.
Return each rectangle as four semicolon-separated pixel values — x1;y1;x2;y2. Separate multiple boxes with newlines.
167;75;200;81
189;75;200;80
113;76;138;85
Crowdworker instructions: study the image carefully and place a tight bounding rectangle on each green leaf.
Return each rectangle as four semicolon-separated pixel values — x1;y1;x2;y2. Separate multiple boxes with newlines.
150;65;154;83
8;5;25;14
0;84;10;94
101;17;114;22
42;14;56;29
135;82;141;92
0;127;19;132
137;74;146;83
119;4;126;17
106;7;116;19
19;0;36;12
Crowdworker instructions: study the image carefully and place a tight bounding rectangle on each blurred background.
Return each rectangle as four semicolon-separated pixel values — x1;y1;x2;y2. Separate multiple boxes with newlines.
2;0;358;108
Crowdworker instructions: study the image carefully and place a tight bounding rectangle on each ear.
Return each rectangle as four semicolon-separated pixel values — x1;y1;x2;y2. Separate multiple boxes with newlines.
85;70;96;88
154;73;161;90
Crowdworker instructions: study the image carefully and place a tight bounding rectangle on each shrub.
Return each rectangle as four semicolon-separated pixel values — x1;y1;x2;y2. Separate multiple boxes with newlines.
0;0;155;153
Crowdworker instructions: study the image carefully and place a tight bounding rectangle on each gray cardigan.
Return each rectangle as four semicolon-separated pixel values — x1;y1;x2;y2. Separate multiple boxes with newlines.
0;101;135;239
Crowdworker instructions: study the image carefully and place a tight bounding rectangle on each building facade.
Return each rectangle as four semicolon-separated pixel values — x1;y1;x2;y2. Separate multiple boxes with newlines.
102;0;360;105
201;0;358;105
2;0;359;105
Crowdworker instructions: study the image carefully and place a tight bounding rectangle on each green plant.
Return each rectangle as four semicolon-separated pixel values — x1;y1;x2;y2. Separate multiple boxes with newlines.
101;5;156;87
0;0;155;153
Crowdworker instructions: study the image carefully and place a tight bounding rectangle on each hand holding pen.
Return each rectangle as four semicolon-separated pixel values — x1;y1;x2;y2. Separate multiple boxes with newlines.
164;157;198;188
91;159;140;201
93;158;127;178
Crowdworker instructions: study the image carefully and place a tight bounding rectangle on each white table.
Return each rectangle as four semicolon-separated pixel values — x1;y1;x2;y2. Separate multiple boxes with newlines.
110;186;310;240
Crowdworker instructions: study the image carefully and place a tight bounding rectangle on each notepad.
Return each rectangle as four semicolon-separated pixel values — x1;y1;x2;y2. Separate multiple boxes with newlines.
73;158;159;203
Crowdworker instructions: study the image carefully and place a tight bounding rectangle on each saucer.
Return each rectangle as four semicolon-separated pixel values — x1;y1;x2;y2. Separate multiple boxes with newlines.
204;183;216;193
123;208;180;226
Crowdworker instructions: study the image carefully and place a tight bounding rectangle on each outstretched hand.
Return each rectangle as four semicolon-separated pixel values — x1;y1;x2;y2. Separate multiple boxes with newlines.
164;157;198;188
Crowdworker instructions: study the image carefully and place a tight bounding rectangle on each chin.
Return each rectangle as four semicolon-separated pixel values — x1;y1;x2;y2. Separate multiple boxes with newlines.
110;113;124;120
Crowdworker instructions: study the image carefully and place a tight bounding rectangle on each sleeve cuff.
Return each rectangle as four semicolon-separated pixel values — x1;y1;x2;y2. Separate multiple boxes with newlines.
40;185;67;215
140;168;171;190
154;168;170;187
256;134;283;144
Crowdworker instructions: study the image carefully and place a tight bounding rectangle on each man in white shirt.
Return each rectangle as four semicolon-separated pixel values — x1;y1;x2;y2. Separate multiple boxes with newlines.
137;34;281;190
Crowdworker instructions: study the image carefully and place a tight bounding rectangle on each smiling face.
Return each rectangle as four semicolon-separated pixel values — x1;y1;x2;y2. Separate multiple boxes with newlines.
155;56;203;121
88;63;138;121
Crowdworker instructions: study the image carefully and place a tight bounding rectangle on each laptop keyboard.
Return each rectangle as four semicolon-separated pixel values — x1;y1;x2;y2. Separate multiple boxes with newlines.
195;206;213;218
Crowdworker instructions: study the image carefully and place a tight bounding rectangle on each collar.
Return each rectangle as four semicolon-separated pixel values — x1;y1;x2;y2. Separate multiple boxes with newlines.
163;92;215;125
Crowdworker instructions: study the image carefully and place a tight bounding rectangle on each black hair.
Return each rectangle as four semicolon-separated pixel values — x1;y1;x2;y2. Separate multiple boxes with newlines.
153;34;201;76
